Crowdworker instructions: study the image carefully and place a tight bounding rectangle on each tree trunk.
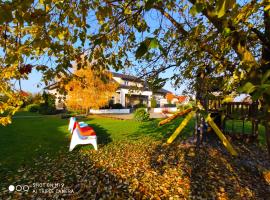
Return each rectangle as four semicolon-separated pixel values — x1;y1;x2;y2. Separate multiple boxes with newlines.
265;121;270;158
262;8;270;157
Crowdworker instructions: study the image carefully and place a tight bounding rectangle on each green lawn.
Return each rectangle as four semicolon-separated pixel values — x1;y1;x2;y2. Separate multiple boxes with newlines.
0;112;268;199
0;113;193;175
224;119;266;144
0;114;70;172
0;112;266;176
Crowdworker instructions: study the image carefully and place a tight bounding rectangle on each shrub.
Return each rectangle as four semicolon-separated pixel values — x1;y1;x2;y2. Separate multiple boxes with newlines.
38;92;56;115
25;104;40;112
133;108;149;122
39;104;56;115
61;113;74;119
177;103;193;111
150;98;157;108
133;103;147;109
163;104;176;108
111;103;123;109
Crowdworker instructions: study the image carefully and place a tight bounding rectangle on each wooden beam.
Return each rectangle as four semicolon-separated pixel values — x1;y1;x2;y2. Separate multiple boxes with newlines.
205;114;238;156
158;108;192;126
167;111;195;144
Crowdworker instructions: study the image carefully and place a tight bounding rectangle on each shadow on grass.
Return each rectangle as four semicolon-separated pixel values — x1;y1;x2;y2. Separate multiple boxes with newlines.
84;118;113;145
128;117;195;141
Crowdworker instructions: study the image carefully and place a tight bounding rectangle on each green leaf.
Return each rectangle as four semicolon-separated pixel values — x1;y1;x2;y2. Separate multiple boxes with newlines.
238;82;256;94
195;3;204;13
189;3;204;17
149;38;159;49
135;42;148;59
94;38;102;46
251;89;263;101
216;0;236;18
190;5;198;16
135;38;159;58
223;27;231;36
262;70;270;83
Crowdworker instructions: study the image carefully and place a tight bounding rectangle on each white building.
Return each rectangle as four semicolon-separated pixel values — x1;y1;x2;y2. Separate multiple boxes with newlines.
44;72;170;109
109;72;170;108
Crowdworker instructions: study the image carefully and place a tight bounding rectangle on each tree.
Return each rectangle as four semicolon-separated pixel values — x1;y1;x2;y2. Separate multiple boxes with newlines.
166;93;175;104
146;76;167;93
65;68;118;113
146;75;167;108
39;91;56;114
83;0;270;155
0;0;92;125
1;0;270;155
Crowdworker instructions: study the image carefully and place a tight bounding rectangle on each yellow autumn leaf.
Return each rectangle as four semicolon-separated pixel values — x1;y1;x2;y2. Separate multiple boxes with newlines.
58;32;65;40
264;4;270;11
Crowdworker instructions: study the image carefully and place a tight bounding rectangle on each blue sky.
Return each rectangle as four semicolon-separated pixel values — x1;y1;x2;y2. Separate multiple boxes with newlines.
16;3;188;95
19;67;185;94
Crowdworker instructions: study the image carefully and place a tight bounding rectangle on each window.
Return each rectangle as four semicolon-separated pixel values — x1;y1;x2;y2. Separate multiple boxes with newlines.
124;81;128;85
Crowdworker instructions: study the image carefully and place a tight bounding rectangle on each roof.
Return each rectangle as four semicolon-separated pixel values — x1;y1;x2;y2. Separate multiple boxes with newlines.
155;88;171;94
43;82;58;90
116;84;170;94
111;72;171;94
44;72;171;94
111;72;144;83
19;90;30;97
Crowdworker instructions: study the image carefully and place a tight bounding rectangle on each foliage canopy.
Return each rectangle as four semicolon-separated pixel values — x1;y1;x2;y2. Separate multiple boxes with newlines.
0;0;269;126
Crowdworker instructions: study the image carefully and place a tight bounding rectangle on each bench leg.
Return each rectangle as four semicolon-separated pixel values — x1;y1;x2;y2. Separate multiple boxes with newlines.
91;138;98;150
69;129;80;151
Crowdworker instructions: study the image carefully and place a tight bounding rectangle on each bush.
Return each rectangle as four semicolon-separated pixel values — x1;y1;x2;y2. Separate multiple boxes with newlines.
150;98;157;108
39;104;56;115
177;103;193;111
163;104;176;108
111;103;123;109
133;103;147;109
61;113;74;119
25;104;40;112
133;108;149;122
38;92;56;115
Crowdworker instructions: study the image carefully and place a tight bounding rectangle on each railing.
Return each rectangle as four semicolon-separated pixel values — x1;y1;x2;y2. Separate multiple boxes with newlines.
223;102;259;119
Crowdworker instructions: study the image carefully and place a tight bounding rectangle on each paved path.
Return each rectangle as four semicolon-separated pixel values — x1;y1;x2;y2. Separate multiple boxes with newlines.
150;112;166;119
97;112;166;120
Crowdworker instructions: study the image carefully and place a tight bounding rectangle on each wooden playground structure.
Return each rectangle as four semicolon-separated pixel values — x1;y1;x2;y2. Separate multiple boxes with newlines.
159;98;262;157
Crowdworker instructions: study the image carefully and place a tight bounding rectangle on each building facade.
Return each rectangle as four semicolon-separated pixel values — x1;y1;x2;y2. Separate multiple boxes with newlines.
110;72;170;108
45;72;170;109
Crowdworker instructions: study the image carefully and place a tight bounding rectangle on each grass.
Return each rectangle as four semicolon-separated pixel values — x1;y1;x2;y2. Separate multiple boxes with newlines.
224;119;266;144
0;112;193;174
0;112;266;176
0;114;70;172
84;115;194;142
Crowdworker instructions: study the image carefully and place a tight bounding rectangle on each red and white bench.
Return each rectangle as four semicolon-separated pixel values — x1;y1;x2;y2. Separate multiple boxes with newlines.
69;120;98;151
68;117;88;133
